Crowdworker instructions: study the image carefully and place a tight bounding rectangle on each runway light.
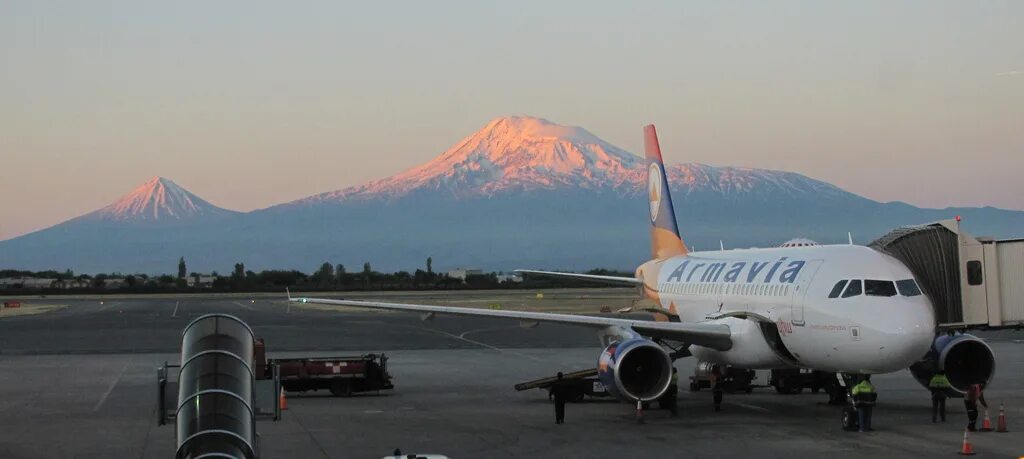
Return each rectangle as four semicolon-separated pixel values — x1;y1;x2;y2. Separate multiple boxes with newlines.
302;298;307;303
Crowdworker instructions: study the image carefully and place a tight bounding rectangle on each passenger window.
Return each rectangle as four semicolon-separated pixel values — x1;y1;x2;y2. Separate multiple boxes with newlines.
967;261;983;286
842;280;862;298
896;279;921;297
864;280;897;297
828;280;848;298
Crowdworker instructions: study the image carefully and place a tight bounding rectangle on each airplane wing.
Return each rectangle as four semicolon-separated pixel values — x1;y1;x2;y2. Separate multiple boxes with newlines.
287;293;732;350
513;269;643;286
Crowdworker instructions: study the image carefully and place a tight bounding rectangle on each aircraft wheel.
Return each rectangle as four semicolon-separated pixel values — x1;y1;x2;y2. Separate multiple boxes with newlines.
841;407;859;431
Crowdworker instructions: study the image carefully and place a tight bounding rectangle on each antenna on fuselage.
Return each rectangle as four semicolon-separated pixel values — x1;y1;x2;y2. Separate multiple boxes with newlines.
847;232;854;245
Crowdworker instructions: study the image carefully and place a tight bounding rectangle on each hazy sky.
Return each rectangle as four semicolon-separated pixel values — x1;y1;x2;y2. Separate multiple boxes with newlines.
1;1;1022;240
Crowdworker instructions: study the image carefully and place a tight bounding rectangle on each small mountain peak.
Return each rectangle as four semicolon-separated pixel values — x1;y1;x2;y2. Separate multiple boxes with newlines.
86;177;235;222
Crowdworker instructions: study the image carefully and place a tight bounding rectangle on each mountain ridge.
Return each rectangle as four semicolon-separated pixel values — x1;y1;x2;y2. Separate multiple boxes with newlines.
277;116;853;207
1;115;1021;274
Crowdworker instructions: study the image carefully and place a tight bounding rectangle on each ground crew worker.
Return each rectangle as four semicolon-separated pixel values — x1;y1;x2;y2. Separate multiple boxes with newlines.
662;368;679;417
851;375;876;432
928;370;951;423
710;366;724;412
551;372;567;425
964;383;988;431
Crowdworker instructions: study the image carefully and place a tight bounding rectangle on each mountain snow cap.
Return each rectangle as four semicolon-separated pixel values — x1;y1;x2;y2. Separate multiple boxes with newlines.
285;115;849;205
88;176;234;221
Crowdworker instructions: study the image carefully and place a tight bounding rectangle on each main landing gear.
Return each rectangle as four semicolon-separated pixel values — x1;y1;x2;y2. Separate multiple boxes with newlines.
768;369;848;405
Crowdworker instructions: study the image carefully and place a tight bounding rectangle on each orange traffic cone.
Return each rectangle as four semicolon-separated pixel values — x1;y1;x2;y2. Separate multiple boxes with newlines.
279;387;288;410
996;404;1008;433
958;429;976;455
635;400;645;424
980;409;993;431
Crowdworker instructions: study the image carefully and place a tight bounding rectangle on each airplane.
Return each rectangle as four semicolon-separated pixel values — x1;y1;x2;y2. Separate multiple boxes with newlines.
289;124;995;405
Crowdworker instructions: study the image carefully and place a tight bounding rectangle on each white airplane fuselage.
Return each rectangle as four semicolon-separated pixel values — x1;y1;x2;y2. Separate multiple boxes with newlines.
640;243;936;374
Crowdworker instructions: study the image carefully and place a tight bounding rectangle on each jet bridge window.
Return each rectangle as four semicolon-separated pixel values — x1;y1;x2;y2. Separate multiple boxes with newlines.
966;260;983;286
841;279;862;298
828;280;848;298
896;279;922;297
864;280;897;297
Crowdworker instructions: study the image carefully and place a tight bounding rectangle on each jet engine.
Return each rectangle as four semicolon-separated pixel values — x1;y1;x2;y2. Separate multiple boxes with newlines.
597;338;673;402
909;333;995;395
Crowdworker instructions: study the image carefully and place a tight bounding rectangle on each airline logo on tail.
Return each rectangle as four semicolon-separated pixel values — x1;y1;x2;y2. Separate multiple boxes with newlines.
644;124;688;260
648;163;663;222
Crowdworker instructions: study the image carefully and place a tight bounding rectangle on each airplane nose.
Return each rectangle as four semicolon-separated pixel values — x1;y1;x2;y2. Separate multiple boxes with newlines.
881;302;935;365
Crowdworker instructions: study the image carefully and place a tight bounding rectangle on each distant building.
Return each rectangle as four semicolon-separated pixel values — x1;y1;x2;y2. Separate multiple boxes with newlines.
103;278;127;288
54;279;89;289
447;268;483;281
0;277;57;289
495;273;523;283
187;276;218;288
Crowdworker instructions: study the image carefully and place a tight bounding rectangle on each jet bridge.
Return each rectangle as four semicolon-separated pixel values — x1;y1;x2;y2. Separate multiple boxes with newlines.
869;219;1024;330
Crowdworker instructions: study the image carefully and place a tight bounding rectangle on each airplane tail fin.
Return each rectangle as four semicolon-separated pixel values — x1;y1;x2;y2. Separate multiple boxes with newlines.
644;124;688;260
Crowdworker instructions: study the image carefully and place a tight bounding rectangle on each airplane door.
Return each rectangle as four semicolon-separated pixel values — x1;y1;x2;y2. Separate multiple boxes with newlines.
790;260;823;326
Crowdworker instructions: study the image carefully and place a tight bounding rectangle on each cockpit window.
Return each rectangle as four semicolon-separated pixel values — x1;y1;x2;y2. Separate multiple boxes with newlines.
896;279;922;297
828;280;848;299
841;279;862;298
864;279;897;297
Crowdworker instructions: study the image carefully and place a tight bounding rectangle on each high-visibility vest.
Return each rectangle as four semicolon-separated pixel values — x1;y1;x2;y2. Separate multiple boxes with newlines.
929;374;951;389
852;380;875;396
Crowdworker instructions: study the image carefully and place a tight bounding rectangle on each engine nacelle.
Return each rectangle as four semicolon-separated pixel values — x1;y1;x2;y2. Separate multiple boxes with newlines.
597;338;673;402
909;333;996;396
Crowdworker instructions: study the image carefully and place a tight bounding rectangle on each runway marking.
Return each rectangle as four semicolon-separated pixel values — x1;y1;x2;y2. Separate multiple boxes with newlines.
728;401;770;413
93;360;130;412
290;410;331;458
233;301;255;311
172;301;179;318
413;326;544;362
458;325;519;339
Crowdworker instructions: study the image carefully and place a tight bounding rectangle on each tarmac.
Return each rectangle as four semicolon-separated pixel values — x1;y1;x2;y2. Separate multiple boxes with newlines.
0;289;1021;458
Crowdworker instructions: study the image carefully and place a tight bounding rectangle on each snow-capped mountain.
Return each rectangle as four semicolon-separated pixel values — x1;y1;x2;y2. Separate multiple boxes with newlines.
78;177;237;223
309;116;643;200
2;115;1023;274
289;116;849;204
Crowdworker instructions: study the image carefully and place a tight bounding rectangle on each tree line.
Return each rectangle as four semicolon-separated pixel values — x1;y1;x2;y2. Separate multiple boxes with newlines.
0;258;633;294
